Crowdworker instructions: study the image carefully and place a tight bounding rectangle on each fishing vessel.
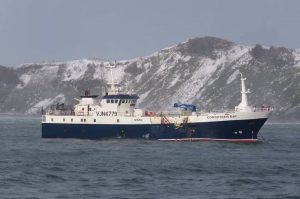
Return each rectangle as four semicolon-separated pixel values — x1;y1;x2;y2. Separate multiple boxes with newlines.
42;67;272;142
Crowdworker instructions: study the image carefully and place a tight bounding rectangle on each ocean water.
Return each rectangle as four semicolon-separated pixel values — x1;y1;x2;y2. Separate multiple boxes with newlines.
0;116;299;199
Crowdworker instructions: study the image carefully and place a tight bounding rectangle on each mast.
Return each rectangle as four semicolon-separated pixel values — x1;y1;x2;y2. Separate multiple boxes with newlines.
236;73;252;112
106;61;119;94
239;73;250;107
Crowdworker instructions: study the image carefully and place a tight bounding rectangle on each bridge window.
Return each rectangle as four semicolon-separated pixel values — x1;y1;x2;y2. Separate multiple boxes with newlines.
94;119;96;122
115;99;118;103
71;118;73;122
63;118;65;122
51;118;53;122
84;119;86;122
117;119;119;123
107;100;110;103
81;119;83;122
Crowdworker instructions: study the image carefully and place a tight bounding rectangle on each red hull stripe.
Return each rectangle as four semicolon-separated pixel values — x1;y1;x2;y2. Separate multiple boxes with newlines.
158;138;258;142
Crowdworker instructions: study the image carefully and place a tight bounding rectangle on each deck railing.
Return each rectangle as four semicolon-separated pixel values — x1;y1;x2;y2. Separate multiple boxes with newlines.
44;105;273;117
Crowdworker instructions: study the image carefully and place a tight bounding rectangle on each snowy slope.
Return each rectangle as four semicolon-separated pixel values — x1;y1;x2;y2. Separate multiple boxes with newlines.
0;36;299;122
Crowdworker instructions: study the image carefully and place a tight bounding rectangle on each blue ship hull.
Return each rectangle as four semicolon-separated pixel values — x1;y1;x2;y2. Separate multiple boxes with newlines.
42;118;267;142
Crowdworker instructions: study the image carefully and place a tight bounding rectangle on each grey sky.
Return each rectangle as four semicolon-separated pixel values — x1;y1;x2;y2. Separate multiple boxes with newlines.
1;0;300;66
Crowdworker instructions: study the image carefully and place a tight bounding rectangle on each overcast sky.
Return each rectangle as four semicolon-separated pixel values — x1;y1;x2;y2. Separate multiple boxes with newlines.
1;0;300;66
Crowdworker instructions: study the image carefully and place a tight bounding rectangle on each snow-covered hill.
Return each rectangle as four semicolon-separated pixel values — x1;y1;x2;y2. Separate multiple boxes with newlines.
0;37;299;122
